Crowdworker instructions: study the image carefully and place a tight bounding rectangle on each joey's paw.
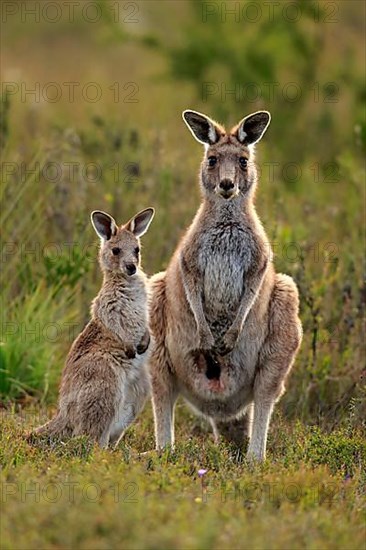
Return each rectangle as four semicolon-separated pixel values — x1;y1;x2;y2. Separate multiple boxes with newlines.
125;346;136;360
137;331;150;355
137;329;150;355
136;342;148;355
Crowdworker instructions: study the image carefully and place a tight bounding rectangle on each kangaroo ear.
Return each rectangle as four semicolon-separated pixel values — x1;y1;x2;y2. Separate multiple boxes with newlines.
234;111;271;145
126;207;155;238
182;110;222;145
91;211;118;241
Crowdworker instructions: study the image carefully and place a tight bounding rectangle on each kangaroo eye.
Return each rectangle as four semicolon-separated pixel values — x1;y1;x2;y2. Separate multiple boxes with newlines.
112;247;121;256
239;157;248;168
134;246;140;256
208;156;217;167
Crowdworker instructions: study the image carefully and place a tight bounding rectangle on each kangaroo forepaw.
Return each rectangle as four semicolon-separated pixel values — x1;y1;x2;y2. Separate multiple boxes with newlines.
215;340;232;356
198;329;215;351
216;329;239;356
136;342;148;355
137;330;150;355
125;346;137;359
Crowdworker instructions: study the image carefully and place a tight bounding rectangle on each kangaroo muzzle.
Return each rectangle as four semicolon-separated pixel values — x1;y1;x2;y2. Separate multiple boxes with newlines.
125;263;137;276
217;179;238;199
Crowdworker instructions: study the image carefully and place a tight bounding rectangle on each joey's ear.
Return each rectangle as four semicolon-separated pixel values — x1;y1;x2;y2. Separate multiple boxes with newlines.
126;207;155;238
182;110;223;145
234;111;271;145
91;211;118;241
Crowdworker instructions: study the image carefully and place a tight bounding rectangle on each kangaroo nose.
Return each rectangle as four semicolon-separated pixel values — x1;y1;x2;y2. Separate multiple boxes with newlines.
126;264;136;276
219;179;234;191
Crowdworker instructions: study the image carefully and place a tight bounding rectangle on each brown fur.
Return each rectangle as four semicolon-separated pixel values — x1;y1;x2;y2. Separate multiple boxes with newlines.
148;110;302;461
28;208;155;447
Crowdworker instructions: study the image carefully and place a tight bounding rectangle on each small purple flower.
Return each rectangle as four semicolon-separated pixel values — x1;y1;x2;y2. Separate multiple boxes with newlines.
198;468;208;478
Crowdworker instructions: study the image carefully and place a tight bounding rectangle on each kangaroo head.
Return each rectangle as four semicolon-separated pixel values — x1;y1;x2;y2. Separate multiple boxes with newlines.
91;208;155;277
183;109;270;200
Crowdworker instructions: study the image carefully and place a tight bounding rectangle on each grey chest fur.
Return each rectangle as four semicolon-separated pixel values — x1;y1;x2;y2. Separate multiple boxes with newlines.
198;222;252;327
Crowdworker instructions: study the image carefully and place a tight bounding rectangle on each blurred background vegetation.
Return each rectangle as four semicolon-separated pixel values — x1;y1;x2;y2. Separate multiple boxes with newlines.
1;0;365;430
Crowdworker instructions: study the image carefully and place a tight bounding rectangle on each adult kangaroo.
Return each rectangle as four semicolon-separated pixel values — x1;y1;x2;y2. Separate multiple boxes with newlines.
149;110;302;461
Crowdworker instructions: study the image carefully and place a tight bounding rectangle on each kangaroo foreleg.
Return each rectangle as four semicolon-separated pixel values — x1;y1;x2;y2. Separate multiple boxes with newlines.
218;258;269;355
179;252;214;350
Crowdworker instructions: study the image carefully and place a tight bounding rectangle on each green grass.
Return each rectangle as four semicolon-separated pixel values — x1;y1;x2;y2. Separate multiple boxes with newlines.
1;405;365;550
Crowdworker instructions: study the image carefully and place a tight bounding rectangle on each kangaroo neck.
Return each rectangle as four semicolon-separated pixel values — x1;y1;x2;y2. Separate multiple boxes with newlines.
91;271;145;337
200;194;255;223
102;271;129;287
100;271;145;299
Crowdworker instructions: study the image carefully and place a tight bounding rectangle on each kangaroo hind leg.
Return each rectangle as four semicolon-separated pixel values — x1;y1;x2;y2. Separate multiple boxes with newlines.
247;274;302;461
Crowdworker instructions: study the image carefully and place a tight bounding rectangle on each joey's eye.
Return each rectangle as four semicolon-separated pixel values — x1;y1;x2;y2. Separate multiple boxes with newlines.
112;247;121;256
134;246;140;256
208;156;217;167
239;157;248;168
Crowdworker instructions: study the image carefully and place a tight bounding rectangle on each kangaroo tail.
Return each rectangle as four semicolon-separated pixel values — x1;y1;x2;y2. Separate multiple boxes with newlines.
26;414;69;443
